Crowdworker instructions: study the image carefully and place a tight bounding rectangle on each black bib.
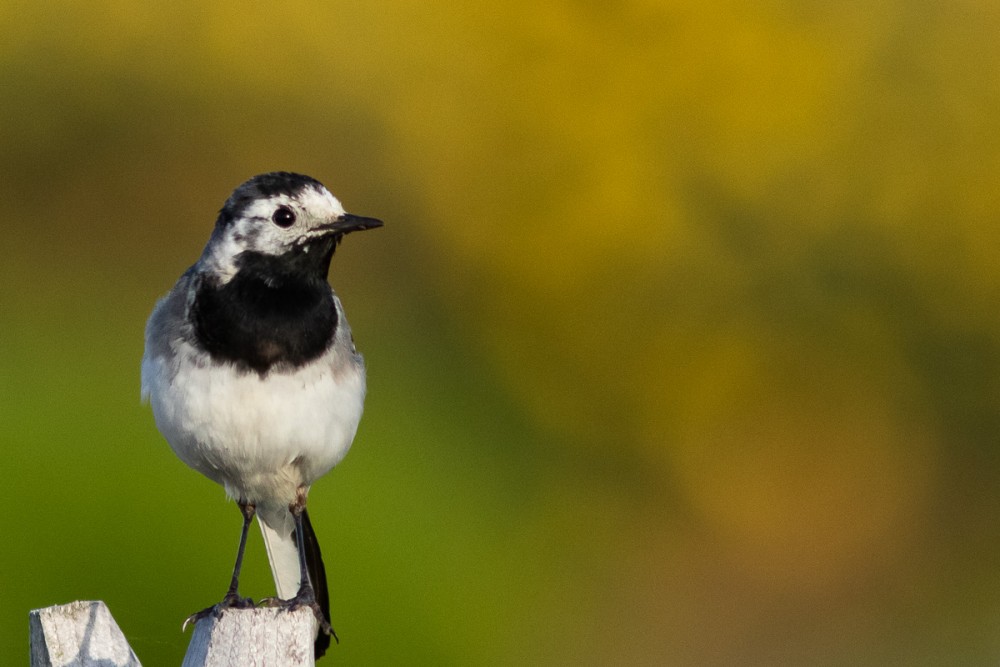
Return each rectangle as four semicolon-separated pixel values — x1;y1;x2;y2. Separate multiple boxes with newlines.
192;250;338;375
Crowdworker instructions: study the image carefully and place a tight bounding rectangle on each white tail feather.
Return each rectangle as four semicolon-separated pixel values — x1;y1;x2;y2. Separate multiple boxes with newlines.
257;506;301;600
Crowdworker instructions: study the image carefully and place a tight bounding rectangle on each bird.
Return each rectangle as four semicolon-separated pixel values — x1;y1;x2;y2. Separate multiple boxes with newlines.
140;172;382;658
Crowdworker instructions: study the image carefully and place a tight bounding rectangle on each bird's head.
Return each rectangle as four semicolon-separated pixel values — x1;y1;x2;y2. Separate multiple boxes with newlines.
199;172;382;282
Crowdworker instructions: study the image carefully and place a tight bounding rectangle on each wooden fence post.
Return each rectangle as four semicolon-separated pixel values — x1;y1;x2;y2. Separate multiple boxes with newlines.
29;600;141;667
30;601;318;667
182;607;316;667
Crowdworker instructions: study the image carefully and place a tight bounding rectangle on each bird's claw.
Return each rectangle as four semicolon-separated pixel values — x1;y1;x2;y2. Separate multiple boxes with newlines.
260;590;337;643
182;593;256;632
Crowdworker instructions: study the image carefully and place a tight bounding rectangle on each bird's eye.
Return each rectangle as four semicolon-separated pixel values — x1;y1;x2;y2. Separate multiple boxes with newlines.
272;206;296;228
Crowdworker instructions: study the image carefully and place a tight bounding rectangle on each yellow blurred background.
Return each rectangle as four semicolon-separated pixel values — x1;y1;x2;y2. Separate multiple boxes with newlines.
4;1;1000;664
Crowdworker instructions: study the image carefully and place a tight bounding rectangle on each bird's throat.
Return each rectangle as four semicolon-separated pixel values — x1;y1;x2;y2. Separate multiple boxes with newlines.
191;251;338;375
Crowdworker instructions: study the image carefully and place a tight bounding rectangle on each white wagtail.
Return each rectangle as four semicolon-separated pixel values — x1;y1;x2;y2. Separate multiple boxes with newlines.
141;172;382;658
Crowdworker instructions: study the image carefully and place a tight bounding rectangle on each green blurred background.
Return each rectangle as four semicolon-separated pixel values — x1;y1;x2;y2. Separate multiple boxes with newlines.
4;1;1000;664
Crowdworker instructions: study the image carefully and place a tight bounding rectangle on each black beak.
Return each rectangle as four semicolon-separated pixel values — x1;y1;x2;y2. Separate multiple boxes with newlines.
320;213;384;236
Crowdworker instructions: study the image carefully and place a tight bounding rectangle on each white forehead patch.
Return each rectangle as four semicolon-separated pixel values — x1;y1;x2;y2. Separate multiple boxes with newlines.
298;185;347;219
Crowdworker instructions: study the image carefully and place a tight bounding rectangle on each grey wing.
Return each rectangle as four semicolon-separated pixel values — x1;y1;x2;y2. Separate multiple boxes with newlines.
140;268;199;401
330;292;366;372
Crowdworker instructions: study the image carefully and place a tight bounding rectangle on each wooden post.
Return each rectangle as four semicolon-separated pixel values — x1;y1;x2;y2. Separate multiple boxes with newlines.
29;600;318;667
29;600;141;667
182;607;317;667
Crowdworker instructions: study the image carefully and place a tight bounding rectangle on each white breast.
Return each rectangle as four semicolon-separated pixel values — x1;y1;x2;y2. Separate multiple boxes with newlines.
142;340;365;505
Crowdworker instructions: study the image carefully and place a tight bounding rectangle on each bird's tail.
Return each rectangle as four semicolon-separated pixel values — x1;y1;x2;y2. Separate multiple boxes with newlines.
301;509;331;656
258;506;332;658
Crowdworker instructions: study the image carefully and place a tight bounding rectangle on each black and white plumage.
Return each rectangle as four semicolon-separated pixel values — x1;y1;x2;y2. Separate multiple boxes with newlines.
141;172;381;658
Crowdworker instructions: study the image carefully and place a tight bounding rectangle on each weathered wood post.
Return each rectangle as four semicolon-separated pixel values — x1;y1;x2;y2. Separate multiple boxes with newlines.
182;607;317;667
29;601;141;667
30;600;318;667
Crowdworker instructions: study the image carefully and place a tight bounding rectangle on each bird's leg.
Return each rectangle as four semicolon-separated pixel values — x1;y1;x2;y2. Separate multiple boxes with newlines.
221;500;257;606
183;500;257;630
264;488;336;641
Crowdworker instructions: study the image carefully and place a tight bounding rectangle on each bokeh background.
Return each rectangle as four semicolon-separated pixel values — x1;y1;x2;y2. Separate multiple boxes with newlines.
4;1;1000;664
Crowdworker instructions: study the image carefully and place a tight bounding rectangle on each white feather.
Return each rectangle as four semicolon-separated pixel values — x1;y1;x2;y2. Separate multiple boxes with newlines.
258;505;302;600
142;328;364;504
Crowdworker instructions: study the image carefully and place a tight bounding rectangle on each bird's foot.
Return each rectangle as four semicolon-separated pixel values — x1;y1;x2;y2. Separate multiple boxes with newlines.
261;588;337;643
182;592;256;631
